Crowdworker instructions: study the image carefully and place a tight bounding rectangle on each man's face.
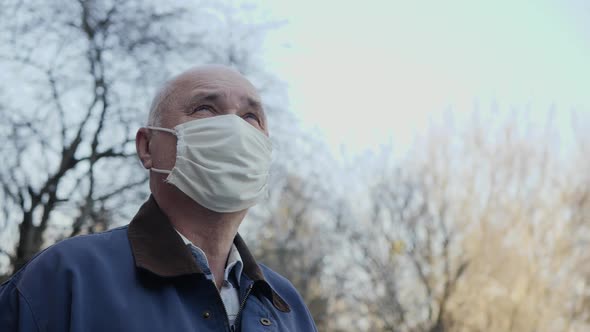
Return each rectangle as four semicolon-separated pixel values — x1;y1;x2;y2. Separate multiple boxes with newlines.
149;66;268;173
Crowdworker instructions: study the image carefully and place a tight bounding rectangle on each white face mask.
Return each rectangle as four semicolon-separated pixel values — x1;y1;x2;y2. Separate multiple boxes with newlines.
146;114;272;213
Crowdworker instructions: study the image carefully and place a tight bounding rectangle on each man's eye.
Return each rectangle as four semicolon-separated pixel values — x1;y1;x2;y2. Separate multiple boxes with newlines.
243;113;259;122
191;106;214;114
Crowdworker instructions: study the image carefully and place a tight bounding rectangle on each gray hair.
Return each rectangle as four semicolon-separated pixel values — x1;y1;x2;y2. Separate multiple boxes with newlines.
147;79;175;127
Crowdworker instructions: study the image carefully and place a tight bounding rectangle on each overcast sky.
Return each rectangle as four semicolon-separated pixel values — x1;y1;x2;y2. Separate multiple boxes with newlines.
260;0;590;155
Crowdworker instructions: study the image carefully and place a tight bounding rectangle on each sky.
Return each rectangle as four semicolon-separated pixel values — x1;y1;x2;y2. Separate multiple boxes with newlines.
260;0;590;155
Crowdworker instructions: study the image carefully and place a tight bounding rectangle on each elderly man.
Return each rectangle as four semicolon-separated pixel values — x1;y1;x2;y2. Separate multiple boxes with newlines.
0;65;318;331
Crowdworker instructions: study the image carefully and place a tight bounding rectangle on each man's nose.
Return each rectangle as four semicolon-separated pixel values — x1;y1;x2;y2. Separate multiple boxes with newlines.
223;108;239;115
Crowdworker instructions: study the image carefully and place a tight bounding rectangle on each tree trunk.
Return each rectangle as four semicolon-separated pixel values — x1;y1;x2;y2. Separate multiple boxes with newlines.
13;211;42;273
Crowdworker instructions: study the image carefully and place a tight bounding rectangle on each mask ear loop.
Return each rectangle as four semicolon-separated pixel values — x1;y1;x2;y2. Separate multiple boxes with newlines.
151;168;172;174
144;126;176;174
145;126;176;135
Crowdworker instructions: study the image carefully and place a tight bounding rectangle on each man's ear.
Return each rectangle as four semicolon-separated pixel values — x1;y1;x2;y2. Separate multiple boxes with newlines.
136;128;153;169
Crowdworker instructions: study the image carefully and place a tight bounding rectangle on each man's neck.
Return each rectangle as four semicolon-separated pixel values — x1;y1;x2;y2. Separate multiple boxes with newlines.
154;191;247;289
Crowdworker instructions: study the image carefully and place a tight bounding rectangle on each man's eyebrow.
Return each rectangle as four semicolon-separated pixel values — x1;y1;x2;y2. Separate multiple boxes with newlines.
186;92;220;107
185;91;263;116
245;96;262;110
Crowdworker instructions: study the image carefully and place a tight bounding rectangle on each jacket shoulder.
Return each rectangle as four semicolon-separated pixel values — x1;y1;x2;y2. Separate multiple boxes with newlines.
1;226;131;331
258;264;318;330
46;225;129;253
258;264;299;296
10;226;130;287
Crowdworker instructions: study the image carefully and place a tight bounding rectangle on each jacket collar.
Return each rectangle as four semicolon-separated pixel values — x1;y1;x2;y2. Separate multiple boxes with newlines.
127;195;290;312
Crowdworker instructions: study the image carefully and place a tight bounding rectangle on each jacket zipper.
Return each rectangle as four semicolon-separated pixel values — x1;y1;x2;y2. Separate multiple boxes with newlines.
204;278;233;332
231;284;253;332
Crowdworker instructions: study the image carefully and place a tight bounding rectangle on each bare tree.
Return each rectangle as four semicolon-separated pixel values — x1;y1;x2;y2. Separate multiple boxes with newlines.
341;164;468;332
333;109;590;332
0;0;285;279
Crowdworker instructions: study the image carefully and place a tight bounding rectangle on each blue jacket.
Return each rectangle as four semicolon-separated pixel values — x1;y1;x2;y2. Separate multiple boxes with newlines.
0;197;317;331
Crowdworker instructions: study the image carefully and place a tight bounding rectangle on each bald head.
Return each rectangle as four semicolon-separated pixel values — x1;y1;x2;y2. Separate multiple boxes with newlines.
147;65;265;133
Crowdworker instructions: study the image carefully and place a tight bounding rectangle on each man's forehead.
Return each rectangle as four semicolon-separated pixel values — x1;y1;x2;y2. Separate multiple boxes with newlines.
175;66;255;88
171;69;261;103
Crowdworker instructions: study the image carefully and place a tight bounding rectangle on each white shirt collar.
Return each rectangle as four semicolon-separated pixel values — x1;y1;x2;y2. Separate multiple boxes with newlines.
174;229;243;283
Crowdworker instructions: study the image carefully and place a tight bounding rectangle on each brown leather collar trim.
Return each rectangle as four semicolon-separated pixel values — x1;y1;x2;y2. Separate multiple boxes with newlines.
234;235;290;312
127;196;291;312
127;196;201;277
